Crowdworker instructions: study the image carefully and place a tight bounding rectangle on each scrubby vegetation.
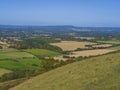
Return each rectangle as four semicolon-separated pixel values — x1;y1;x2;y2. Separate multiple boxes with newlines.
9;38;62;52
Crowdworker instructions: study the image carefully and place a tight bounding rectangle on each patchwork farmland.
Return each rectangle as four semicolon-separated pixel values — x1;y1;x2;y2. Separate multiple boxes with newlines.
0;26;120;90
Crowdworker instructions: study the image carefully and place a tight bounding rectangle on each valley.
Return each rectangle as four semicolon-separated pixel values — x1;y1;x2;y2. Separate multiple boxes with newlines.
0;26;119;90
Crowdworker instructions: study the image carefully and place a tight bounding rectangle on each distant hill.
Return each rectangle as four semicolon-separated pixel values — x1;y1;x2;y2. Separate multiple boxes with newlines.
10;51;120;90
0;25;120;31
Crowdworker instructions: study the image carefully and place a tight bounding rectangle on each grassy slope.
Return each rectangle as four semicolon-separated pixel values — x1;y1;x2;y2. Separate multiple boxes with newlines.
25;49;61;57
11;52;120;90
0;68;11;76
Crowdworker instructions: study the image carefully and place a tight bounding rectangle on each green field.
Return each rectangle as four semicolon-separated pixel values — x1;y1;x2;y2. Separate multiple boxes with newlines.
0;48;43;71
0;49;34;59
0;48;62;73
18;58;42;66
11;51;120;90
0;60;37;70
0;68;11;76
25;49;61;57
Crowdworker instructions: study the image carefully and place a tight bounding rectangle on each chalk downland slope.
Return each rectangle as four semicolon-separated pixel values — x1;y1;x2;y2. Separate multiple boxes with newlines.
10;51;120;90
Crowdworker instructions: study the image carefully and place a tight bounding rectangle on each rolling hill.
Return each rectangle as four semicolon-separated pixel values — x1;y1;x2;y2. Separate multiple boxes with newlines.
10;51;120;90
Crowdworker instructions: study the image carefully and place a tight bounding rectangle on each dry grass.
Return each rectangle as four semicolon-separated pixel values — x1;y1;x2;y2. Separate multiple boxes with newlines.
69;49;115;57
51;41;95;51
0;68;11;76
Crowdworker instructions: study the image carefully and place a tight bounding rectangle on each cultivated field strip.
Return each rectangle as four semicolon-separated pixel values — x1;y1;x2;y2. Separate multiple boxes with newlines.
69;49;115;57
51;41;96;51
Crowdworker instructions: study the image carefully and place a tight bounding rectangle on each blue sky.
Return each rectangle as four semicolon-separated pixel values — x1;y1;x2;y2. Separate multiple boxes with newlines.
0;0;120;27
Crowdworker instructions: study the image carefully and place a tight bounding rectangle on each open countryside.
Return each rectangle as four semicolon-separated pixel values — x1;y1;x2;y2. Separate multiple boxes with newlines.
0;0;120;90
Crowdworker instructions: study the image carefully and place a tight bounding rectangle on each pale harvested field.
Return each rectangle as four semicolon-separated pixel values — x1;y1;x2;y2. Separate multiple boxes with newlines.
51;41;95;51
53;56;68;61
92;44;112;48
69;49;115;57
0;68;11;76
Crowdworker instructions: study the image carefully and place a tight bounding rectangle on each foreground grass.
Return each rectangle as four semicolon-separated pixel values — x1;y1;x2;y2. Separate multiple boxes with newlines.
11;51;120;90
0;68;11;77
0;78;26;90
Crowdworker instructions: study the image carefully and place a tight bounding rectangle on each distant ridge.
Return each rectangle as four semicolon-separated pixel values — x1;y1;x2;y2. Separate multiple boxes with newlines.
0;25;120;31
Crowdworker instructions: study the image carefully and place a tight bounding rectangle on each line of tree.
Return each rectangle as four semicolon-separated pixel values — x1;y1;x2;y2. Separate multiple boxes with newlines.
9;38;62;52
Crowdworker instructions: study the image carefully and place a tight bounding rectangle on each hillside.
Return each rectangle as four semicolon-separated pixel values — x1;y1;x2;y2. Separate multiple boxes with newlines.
10;51;120;90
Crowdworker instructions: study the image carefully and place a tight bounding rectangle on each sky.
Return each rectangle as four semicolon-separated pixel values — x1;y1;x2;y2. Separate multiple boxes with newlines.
0;0;120;27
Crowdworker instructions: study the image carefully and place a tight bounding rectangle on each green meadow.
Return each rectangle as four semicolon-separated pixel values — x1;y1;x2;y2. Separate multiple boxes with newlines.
25;49;61;57
0;59;42;70
0;49;43;71
0;49;34;59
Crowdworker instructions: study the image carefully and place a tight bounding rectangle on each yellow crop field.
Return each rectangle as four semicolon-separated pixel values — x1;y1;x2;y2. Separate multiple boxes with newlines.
51;41;95;51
